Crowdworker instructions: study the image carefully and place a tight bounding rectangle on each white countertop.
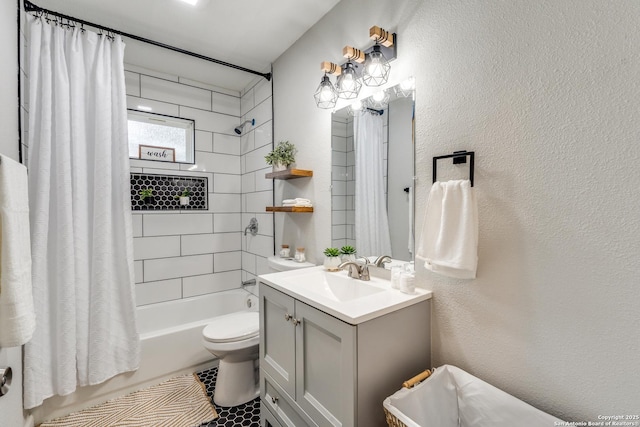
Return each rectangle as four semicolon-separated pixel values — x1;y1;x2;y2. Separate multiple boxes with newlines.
258;266;432;325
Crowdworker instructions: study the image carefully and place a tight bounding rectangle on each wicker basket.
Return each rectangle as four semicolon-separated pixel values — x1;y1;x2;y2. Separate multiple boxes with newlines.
383;369;433;427
384;365;566;427
384;407;409;427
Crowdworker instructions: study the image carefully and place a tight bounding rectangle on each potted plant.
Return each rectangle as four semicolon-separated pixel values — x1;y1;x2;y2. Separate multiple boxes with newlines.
139;188;155;205
340;245;357;262
265;140;297;171
323;247;342;271
175;189;191;206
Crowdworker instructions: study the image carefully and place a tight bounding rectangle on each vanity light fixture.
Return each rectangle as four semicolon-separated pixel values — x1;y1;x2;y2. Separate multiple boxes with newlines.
363;44;390;87
336;61;362;99
347;98;365;116
314;71;339;109
369;89;390;109
362;26;394;87
314;26;396;108
394;77;415;98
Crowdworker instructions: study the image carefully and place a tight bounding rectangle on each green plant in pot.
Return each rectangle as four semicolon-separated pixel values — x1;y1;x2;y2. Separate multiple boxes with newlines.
340;245;357;262
323;247;342;271
139;188;154;205
265;140;297;171
175;189;191;206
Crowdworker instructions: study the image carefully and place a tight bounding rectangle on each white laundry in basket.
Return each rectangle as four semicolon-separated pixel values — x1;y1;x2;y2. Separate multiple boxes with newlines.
384;365;564;427
385;367;460;427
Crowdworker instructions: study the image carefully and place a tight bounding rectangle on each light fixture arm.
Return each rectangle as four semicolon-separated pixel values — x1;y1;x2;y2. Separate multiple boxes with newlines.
321;61;342;75
369;26;395;47
343;46;366;64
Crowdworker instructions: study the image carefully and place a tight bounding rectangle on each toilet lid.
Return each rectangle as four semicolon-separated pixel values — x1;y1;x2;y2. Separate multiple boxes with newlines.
203;312;259;343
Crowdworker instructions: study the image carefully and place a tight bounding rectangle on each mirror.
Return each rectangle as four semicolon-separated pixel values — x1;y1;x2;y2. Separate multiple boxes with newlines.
331;79;415;262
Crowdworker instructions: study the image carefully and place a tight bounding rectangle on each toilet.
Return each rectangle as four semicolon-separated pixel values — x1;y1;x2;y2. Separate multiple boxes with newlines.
202;256;314;407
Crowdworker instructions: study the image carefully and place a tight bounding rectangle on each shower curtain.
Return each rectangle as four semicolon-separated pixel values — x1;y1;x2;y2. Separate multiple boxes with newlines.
24;16;139;409
354;111;392;257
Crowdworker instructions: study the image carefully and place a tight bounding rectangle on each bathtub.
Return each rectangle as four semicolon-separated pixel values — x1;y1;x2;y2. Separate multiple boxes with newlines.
137;289;258;374
32;289;257;424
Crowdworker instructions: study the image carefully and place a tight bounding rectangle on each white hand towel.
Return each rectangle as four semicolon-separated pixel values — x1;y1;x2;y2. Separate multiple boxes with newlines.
0;155;36;347
282;199;296;205
294;198;311;204
417;180;478;279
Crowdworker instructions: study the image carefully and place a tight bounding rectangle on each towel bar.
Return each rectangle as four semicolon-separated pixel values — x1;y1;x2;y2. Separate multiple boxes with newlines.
432;151;475;187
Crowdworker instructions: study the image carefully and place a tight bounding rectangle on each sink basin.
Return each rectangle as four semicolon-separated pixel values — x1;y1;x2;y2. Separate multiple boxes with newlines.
281;270;385;302
259;265;432;325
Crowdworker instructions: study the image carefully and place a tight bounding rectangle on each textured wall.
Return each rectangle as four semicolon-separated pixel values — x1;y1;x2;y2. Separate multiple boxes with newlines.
273;0;640;420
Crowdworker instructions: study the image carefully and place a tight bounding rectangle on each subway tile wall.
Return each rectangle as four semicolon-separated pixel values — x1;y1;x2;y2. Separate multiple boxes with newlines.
239;76;275;295
127;65;274;306
331;115;355;249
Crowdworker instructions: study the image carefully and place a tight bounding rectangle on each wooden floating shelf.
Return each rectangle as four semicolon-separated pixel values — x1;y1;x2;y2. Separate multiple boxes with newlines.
266;206;314;213
265;169;313;180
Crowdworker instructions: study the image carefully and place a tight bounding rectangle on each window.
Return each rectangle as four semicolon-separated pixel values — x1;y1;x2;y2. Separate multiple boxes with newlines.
128;110;195;164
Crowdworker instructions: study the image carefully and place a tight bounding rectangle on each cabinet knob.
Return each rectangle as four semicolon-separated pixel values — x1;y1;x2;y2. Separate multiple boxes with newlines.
271;396;279;404
0;367;12;397
284;313;292;321
292;318;301;326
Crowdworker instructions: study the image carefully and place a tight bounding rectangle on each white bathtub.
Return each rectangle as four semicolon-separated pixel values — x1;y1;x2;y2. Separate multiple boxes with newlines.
33;289;258;424
136;289;258;374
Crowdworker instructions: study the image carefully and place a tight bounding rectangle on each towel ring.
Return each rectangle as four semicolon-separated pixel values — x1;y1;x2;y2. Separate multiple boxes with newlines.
432;151;475;187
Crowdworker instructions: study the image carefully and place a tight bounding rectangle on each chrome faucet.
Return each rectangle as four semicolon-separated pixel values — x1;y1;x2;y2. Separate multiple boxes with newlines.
244;217;258;236
338;259;371;281
374;255;392;268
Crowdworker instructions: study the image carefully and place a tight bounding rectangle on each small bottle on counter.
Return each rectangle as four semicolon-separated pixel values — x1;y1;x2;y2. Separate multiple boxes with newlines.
279;244;291;258
294;247;306;263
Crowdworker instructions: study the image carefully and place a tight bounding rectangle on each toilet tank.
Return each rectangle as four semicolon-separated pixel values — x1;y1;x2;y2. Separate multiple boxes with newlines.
267;256;315;273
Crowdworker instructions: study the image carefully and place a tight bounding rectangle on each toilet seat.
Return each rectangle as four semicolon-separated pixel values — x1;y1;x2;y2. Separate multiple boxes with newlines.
203;311;259;343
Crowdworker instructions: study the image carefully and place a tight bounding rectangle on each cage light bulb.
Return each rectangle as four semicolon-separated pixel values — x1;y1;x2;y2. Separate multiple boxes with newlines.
372;91;386;102
400;77;415;91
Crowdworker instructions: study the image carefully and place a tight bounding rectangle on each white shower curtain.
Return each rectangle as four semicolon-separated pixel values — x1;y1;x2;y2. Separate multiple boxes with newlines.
354;111;392;257
24;16;139;409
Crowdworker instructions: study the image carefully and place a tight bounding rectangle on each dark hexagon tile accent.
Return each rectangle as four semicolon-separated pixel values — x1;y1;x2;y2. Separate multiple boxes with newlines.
197;367;261;427
130;173;208;211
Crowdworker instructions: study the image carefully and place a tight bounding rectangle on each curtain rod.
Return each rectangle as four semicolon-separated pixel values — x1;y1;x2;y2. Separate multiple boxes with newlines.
23;0;272;82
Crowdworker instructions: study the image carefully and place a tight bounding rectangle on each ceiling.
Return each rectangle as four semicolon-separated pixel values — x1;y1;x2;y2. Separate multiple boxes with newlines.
30;0;342;91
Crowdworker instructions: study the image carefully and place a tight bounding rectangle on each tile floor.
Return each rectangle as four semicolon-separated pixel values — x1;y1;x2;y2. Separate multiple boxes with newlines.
197;367;261;427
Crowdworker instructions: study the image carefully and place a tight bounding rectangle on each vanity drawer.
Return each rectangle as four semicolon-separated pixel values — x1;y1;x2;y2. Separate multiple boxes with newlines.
262;372;317;427
261;402;283;427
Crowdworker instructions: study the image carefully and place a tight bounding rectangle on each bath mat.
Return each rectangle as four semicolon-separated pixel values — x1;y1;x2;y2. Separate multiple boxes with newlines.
38;374;218;427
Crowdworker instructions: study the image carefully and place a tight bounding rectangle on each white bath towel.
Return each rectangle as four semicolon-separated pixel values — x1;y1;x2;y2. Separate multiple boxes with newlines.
0;154;36;347
417;180;478;279
282;198;312;207
283;203;313;207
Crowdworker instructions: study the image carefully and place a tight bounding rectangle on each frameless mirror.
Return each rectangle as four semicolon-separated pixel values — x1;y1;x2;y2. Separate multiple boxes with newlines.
331;79;415;262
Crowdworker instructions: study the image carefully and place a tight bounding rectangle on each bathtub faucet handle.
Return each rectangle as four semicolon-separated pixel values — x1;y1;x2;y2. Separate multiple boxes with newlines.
244;217;258;236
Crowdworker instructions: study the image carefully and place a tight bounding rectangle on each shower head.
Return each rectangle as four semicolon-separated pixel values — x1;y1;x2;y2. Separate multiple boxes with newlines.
234;119;255;135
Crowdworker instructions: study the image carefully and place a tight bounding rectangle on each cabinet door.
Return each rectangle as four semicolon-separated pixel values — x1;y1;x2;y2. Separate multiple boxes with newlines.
260;284;297;399
295;301;357;427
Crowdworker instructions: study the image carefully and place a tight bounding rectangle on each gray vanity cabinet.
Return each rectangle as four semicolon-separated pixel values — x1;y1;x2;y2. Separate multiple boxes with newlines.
260;284;356;427
259;282;431;427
